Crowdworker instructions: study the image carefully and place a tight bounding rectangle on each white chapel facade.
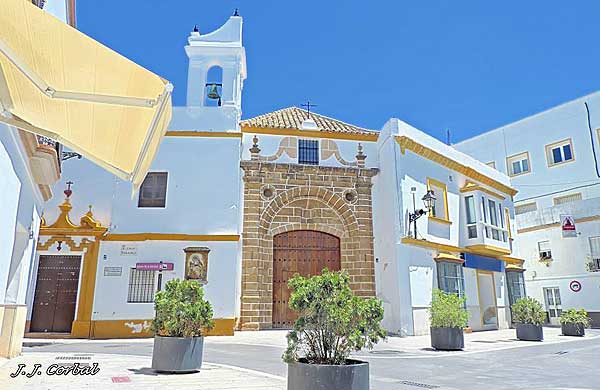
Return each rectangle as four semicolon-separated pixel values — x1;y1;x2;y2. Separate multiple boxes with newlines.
28;15;525;339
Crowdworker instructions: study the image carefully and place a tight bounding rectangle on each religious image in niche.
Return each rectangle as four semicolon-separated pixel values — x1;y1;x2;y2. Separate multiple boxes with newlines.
184;247;210;284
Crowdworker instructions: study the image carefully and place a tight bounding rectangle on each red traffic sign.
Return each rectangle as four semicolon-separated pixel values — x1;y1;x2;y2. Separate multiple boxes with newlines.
569;280;582;292
136;262;174;271
562;215;576;231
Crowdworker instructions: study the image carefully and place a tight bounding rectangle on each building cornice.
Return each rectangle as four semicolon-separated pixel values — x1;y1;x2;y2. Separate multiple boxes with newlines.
102;233;240;242
395;136;518;197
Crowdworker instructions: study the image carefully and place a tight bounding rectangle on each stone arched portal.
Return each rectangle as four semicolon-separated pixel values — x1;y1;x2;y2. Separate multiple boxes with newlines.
239;161;378;330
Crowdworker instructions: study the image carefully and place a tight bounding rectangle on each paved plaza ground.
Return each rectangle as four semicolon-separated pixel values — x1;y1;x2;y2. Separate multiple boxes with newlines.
1;327;599;389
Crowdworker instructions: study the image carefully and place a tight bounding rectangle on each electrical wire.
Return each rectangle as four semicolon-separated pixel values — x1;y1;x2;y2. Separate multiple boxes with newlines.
585;101;600;179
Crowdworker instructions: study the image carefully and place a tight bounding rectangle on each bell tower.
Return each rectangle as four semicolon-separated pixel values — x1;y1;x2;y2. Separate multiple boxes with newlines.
184;15;247;111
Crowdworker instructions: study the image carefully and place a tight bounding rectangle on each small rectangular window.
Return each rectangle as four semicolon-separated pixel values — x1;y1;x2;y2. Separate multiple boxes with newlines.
546;139;575;166
507;152;531;177
127;269;157;303
481;196;487;223
553;193;582;205
589;236;600;272
488;199;498;226
427;178;449;222
465;196;477;238
538;240;552;260
138;172;168;208
298;139;319;165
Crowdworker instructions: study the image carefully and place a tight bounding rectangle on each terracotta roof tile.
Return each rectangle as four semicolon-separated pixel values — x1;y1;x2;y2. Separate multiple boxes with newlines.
240;107;378;136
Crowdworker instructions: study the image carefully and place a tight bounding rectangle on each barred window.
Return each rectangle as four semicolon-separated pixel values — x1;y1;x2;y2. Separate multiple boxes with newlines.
298;139;319;165
127;269;157;303
138;172;168;208
436;261;465;298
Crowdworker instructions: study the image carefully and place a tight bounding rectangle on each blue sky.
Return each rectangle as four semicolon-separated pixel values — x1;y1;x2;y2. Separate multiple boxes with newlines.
78;1;600;142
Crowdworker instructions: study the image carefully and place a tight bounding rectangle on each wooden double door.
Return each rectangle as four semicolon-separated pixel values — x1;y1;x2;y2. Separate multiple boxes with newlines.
272;230;341;328
30;255;81;333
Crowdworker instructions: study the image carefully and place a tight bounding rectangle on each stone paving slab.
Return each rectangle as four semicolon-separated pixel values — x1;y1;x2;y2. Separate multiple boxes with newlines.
0;352;285;390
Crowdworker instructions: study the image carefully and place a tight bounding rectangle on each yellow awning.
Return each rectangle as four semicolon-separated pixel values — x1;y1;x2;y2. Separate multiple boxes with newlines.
0;0;172;191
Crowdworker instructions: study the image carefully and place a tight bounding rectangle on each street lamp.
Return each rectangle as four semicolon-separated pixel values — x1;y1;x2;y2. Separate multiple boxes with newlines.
409;189;436;239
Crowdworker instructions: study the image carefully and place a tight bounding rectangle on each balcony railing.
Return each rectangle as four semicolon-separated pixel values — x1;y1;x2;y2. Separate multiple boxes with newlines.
587;257;600;272
36;135;62;171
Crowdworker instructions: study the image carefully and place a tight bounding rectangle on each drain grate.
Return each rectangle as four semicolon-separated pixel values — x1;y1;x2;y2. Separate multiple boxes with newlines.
398;380;440;389
369;349;405;356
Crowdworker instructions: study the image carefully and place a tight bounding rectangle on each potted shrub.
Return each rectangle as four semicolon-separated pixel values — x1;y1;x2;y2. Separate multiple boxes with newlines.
560;309;590;337
512;297;545;341
283;270;386;390
151;279;214;373
429;289;469;350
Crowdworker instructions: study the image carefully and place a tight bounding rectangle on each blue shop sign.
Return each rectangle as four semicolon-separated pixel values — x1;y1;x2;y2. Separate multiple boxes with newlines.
462;253;505;272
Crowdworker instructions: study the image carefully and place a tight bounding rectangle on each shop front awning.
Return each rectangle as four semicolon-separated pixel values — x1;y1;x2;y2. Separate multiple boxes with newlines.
0;0;173;191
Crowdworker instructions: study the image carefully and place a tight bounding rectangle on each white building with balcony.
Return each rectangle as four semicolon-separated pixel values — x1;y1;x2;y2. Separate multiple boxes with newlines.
455;91;600;327
373;119;524;336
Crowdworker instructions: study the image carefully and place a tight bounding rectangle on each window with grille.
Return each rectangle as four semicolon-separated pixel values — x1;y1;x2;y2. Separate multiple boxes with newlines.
515;202;537;215
506;271;526;306
553;193;582;206
138;172;168;208
127;269;157;303
298;139;319;165
436;261;465;298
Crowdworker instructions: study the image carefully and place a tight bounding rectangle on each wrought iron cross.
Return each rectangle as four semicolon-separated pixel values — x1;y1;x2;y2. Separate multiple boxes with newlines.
301;100;317;118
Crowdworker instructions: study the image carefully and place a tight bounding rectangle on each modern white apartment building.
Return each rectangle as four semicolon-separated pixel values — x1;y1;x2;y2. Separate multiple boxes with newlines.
455;91;600;327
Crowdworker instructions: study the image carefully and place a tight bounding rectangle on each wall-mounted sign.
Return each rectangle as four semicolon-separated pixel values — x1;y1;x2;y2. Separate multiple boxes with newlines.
569;280;582;293
104;266;122;276
184;247;210;284
120;244;138;256
561;215;577;238
135;262;174;271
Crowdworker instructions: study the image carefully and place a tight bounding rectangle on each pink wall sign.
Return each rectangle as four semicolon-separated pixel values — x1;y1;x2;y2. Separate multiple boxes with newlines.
136;262;174;271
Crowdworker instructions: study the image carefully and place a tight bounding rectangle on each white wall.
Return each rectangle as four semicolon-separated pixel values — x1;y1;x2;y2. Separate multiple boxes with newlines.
454;91;600;206
0;127;44;307
92;240;239;320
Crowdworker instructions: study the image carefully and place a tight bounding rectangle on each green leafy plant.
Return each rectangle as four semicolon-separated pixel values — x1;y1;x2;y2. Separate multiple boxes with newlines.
560;308;590;327
429;289;469;328
153;279;214;337
282;270;386;365
511;297;546;326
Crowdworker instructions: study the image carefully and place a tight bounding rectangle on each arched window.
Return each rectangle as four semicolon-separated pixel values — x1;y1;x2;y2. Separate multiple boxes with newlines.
205;66;223;106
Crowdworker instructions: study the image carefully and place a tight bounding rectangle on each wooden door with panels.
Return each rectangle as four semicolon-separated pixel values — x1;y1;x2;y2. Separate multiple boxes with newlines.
30;255;81;333
272;230;341;328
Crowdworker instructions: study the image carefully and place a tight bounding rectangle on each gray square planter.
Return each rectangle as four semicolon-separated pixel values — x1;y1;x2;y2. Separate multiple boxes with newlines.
515;324;543;341
430;327;464;350
561;322;585;337
151;335;205;373
287;359;369;390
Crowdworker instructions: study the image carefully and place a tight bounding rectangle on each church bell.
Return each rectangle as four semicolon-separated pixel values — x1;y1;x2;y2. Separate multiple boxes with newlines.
206;83;221;100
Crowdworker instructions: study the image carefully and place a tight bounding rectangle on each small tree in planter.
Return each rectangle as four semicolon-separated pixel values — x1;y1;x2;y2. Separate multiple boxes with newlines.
560;309;590;337
511;297;545;341
151;279;214;373
429;289;469;350
283;270;386;390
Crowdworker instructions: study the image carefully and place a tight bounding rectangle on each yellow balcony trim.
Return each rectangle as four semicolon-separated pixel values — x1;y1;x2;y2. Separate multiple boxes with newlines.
460;181;506;200
464;244;511;256
395;136;518;197
102;233;241;242
242;125;379;142
401;237;513;260
428;215;453;225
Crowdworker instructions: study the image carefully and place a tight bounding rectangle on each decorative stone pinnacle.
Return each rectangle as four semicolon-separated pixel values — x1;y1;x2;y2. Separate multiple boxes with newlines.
250;135;261;160
356;143;366;168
